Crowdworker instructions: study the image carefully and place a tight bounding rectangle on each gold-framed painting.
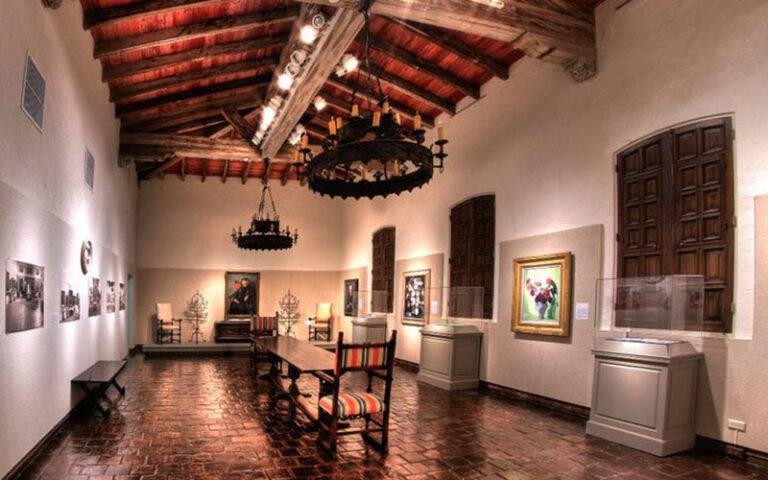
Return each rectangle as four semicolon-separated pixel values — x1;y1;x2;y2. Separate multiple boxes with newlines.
401;269;430;326
512;252;572;336
225;271;260;319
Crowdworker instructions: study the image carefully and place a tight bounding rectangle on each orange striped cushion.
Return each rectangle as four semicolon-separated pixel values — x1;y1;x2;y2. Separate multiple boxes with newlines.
252;316;276;332
318;392;385;419
339;345;387;370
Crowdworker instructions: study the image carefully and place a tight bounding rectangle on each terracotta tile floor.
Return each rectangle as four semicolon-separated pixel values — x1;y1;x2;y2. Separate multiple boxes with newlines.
14;355;768;480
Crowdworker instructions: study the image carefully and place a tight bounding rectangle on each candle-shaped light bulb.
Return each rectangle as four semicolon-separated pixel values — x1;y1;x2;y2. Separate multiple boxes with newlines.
328;117;336;135
351;104;359;117
301;133;308;148
438;122;445;141
414;112;422;130
382;101;390;114
336;116;343;129
232;227;237;237
294;149;300;163
373;111;381;127
395;113;401;125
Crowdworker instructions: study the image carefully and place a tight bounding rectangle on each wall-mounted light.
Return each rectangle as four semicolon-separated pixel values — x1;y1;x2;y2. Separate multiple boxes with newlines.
313;95;327;111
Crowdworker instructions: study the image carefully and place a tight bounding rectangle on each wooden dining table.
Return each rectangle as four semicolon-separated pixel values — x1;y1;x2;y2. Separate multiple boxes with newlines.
254;335;336;423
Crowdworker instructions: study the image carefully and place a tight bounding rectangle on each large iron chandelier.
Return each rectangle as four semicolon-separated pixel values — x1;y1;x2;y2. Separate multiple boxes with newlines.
297;6;448;199
231;186;298;250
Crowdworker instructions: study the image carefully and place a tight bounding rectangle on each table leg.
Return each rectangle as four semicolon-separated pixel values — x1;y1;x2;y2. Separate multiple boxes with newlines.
110;378;126;396
76;382;110;418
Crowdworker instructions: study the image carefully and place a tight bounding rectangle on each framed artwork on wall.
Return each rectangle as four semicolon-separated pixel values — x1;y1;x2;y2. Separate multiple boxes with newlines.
225;271;260;320
5;259;45;333
344;278;359;317
89;277;102;317
512;252;572;336
60;271;80;323
401;269;430;326
106;280;116;313
119;282;126;311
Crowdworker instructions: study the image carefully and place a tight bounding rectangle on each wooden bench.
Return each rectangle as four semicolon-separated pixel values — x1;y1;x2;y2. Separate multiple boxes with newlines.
71;360;127;417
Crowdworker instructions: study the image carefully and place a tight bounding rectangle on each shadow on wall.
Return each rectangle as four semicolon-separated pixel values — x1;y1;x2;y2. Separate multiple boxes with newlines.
696;337;728;441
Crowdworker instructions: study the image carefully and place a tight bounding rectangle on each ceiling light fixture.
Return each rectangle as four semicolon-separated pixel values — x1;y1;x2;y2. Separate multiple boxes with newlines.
277;73;293;91
300;25;319;44
313;95;327;111
341;54;359;73
231;186;299;251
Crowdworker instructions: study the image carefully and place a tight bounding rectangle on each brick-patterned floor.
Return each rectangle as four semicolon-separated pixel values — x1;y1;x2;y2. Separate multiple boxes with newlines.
14;355;768;479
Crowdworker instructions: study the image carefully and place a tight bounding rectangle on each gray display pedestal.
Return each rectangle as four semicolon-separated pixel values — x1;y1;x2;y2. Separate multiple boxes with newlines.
586;338;702;456
351;316;387;343
417;324;482;391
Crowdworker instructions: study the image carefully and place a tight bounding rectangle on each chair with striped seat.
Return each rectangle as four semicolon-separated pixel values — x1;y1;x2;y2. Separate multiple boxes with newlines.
315;330;397;455
250;312;278;370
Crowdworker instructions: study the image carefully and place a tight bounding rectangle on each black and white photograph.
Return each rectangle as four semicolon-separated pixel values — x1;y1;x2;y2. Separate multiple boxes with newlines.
5;259;45;334
88;277;102;317
106;280;116;313
60;272;80;323
401;269;430;326
119;282;126;311
344;278;359;317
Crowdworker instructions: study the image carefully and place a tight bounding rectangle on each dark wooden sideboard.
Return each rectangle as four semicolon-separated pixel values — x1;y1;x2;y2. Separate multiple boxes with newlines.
214;321;250;343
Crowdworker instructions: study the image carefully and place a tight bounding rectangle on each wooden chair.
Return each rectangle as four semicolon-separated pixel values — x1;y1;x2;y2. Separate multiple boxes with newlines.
250;312;279;369
156;303;181;344
308;302;333;341
315;330;397;456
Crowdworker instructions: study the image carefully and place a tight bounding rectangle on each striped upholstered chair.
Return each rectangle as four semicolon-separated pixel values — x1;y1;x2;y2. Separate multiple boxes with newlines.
250;312;278;369
315;330;397;455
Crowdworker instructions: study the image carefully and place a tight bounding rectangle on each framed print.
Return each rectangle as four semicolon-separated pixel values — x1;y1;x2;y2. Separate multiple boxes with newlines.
106;280;116;313
89;277;102;317
401;269;430;326
119;282;126;311
5;259;45;333
60;271;81;323
225;271;259;319
512;252;572;336
344;278;359;317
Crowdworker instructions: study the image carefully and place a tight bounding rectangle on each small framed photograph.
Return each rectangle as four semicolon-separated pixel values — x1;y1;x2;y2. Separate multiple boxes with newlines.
401;269;430;326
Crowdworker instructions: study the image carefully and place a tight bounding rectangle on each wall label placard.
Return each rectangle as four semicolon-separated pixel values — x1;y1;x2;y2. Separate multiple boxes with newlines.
575;302;590;320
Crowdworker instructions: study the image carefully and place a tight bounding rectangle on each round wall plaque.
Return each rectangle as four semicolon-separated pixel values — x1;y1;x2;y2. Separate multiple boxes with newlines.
80;240;93;274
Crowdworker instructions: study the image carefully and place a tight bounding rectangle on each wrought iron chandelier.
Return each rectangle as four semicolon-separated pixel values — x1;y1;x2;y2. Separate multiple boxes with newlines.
231;186;298;250
297;5;448;199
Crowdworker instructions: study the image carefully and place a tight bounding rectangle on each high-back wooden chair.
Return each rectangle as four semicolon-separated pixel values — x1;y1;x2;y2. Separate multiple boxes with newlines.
250;312;278;369
156;303;181;344
308;302;333;341
316;330;397;455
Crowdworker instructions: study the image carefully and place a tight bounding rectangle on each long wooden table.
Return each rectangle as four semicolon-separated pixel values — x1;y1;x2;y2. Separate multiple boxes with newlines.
254;336;335;423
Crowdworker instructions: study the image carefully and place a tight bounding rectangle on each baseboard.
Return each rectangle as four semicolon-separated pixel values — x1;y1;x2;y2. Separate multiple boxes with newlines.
479;380;591;420
395;357;419;373
2;407;74;480
696;436;768;469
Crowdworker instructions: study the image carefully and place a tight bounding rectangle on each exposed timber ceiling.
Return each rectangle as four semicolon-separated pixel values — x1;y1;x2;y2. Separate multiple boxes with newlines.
75;0;601;185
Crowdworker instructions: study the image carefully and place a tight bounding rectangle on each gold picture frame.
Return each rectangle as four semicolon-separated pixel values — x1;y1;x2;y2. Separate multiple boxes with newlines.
401;269;431;326
512;252;572;336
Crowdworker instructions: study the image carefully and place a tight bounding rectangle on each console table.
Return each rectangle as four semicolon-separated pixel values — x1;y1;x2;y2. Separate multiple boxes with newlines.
214;321;250;343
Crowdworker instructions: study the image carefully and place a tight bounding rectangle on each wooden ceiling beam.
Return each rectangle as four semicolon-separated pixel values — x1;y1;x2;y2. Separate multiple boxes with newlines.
102;35;288;82
93;7;299;59
242;160;251;184
262;160;273;185
117;75;271;119
83;0;230;30
220;105;256;141
180;158;186;181
366;37;480;99
111;57;278;104
360;63;456;115
296;0;595;80
282;162;294;185
386;18;509;80
323;78;435;127
221;159;230;183
120;87;265;126
120;133;264;162
260;6;365;159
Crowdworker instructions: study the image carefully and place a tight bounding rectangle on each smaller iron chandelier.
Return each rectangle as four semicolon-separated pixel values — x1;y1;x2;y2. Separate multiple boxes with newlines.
231;186;298;251
296;7;448;200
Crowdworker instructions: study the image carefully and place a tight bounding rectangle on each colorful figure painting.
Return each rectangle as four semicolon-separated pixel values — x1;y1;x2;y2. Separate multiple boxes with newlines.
512;252;571;336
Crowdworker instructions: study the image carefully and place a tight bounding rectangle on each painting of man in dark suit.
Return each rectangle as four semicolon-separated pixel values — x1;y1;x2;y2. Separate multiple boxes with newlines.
225;272;259;319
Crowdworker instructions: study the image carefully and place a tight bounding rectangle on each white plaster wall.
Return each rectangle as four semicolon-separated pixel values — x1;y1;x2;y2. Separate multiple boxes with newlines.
0;0;138;477
339;0;768;452
137;178;346;271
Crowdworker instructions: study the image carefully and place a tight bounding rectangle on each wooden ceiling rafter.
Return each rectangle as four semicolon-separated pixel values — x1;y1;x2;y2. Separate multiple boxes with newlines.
101;34;288;82
360;63;456;115
83;0;232;30
93;7;300;59
220;105;257;140
110;57;279;104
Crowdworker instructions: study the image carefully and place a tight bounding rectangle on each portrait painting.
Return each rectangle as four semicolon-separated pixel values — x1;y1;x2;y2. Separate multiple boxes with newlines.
344;278;359;317
225;271;259;319
89;277;102;317
106;280;116;313
512;252;572;336
60;271;80;323
5;259;44;333
401;269;430;326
